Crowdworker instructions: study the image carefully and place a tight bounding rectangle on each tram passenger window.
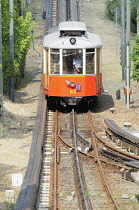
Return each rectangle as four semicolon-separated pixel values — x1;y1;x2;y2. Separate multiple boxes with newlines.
50;49;60;74
86;49;95;74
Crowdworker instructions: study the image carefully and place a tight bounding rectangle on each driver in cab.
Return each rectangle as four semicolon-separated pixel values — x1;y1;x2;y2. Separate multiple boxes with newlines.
73;53;83;74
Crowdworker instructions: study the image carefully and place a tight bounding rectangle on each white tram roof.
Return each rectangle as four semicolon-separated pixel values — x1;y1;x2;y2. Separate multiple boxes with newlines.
43;21;102;49
59;21;86;31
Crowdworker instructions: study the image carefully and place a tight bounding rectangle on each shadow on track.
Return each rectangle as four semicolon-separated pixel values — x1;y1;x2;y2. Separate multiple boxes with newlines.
47;93;114;114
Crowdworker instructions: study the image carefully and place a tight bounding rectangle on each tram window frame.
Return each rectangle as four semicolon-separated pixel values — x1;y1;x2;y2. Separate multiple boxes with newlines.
62;49;83;75
96;48;102;88
49;49;60;74
86;49;95;74
44;49;49;88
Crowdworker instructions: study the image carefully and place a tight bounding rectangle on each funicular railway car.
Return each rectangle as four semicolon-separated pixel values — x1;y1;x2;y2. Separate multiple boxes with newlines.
43;21;102;106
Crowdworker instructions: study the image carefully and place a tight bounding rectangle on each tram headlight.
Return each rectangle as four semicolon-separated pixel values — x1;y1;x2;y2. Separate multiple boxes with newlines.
70;37;76;45
69;81;76;88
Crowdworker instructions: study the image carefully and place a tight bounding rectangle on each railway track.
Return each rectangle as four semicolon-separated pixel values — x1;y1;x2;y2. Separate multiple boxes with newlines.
15;104;139;209
53;110;121;209
72;110;92;209
91;122;120;209
93;118;139;169
46;0;79;31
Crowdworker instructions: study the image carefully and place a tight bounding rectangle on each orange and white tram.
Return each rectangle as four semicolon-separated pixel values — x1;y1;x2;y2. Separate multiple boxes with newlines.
43;21;102;106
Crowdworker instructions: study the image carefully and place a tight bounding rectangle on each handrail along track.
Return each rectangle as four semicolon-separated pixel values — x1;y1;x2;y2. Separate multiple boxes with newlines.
105;119;139;147
104;119;139;155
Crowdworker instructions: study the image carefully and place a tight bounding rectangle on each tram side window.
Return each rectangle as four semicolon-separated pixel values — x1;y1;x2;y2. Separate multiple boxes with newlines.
50;49;60;74
96;48;101;74
86;49;95;74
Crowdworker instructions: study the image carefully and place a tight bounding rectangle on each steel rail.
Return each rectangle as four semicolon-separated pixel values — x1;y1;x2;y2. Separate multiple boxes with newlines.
91;127;120;210
101;148;133;162
58;128;132;170
94;127;139;161
76;131;92;149
72;109;91;210
88;112;139;161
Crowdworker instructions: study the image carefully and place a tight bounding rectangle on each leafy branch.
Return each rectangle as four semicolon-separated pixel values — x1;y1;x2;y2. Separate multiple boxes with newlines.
1;0;34;92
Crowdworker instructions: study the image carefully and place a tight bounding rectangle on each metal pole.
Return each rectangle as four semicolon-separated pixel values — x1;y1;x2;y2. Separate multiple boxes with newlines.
126;0;131;46
115;7;118;54
126;44;130;109
126;0;131;105
0;3;4;138
121;0;126;80
26;0;31;12
9;0;14;102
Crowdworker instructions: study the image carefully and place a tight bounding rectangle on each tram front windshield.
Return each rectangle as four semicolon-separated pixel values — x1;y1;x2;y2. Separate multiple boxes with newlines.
50;48;95;75
63;49;83;74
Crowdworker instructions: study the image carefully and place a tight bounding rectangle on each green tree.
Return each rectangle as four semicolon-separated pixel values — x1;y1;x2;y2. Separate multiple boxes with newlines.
105;0;121;21
130;3;139;82
1;0;34;92
105;0;139;33
130;35;139;81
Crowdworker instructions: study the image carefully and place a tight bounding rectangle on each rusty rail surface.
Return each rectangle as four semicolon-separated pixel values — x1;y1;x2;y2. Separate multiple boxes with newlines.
93;126;139;162
58;125;132;170
91;126;120;210
14;80;47;210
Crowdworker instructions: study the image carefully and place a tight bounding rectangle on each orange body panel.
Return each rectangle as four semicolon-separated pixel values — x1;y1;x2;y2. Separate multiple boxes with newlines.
43;74;102;97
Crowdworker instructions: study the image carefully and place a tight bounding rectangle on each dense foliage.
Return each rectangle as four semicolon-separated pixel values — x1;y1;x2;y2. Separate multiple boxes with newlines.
1;0;34;93
105;0;139;82
105;0;139;33
130;35;139;81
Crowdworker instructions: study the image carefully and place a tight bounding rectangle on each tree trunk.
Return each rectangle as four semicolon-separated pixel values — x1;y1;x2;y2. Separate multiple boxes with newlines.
137;4;139;35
